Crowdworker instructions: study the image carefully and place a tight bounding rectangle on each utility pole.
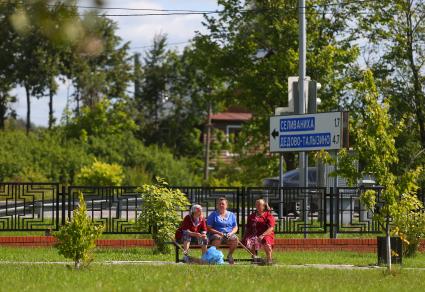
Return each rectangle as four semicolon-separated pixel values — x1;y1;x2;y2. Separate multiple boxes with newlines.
204;102;212;181
298;0;308;238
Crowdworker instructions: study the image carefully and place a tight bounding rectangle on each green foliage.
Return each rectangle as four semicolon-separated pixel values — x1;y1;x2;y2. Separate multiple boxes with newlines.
338;71;424;257
0;129;202;186
207;176;242;188
124;166;152;186
135;33;170;137
392;193;425;257
338;71;419;212
186;0;359;178
66;13;132;109
86;133;202;186
65;99;137;139
137;178;190;254
354;1;425;189
54;192;104;269
0;130;92;183
75;160;124;186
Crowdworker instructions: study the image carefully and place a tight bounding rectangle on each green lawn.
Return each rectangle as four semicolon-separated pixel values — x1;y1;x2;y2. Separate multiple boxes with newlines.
0;262;425;292
1;248;425;291
1;247;425;267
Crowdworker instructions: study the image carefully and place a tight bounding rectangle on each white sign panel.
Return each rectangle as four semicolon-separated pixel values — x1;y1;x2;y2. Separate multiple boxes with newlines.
270;112;343;152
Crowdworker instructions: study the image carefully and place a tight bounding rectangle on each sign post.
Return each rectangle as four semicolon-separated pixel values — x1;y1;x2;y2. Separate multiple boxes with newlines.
270;112;344;153
270;111;345;239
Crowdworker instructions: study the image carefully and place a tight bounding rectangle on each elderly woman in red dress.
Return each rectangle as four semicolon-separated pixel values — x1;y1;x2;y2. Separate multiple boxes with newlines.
175;204;208;260
243;199;275;264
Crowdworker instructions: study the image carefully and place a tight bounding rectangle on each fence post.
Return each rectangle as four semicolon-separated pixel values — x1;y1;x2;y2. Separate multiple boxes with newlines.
241;187;246;237
55;184;60;230
336;187;340;236
236;187;240;232
329;187;334;239
61;185;66;226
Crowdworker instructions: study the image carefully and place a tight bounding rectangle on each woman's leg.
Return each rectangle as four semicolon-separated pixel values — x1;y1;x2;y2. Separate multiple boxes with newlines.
183;240;190;254
201;244;208;255
201;236;208;255
263;244;273;263
227;236;238;257
249;246;257;257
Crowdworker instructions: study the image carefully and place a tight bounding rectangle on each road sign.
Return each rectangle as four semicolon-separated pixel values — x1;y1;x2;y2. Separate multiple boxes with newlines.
270;112;344;152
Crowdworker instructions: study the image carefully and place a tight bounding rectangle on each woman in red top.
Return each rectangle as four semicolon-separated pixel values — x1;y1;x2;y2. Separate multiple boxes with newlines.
243;199;275;264
175;204;208;256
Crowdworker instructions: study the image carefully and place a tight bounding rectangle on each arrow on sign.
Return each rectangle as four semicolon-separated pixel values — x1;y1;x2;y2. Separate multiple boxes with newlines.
271;129;279;139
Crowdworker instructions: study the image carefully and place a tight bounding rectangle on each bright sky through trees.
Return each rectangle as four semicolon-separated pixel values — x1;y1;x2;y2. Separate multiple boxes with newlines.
12;0;218;126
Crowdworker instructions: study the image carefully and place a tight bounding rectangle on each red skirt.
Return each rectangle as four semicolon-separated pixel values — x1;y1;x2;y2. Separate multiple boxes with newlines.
244;235;274;250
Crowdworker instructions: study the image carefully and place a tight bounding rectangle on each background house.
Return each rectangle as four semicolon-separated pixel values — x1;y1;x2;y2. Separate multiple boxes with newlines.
203;107;252;165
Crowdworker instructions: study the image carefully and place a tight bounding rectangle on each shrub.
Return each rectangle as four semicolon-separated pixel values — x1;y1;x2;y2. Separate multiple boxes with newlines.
137;178;189;254
124;166;152;186
65;99;137;139
392;193;425;257
54;192;104;269
87;133;202;185
76;160;124;186
0;129;201;186
0;130;92;183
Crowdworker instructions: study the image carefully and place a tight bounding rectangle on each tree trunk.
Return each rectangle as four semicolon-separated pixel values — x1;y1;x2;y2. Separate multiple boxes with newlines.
0;94;6;130
48;88;54;129
386;215;392;271
25;85;31;134
204;102;212;181
75;86;80;116
406;6;425;148
75;259;81;269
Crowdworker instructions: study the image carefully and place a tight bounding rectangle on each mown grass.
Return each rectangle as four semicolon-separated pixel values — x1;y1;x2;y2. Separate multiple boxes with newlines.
1;248;425;291
1;247;425;268
0;263;425;292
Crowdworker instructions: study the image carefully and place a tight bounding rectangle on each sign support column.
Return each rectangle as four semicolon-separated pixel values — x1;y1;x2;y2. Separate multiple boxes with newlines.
298;0;308;238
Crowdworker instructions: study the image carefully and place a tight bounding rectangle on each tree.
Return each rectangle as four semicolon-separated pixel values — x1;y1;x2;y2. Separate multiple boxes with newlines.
0;87;16;130
7;0;104;46
16;34;51;134
3;1;87;132
65;99;137;139
337;70;422;271
355;0;425;180
154;46;217;158
137;178;190;254
65;13;132;114
189;0;359;181
54;192;104;269
135;34;170;143
0;3;19;130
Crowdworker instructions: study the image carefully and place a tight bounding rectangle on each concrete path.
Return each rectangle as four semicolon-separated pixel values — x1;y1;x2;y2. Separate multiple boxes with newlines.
1;260;425;271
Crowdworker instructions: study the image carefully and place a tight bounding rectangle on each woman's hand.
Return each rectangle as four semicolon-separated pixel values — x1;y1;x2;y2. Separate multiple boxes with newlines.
194;232;203;238
258;234;265;241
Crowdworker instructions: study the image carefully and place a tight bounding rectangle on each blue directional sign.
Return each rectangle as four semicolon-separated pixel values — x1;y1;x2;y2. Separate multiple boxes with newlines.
270;112;343;152
280;117;315;132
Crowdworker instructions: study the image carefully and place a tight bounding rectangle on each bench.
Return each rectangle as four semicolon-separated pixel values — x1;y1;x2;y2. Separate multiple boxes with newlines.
167;241;253;263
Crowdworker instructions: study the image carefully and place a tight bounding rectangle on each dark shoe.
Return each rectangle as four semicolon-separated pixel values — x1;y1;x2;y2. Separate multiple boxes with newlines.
227;255;234;265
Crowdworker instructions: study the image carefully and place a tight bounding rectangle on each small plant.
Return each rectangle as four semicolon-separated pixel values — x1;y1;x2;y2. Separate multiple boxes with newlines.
54;192;104;269
392;193;425;257
137;177;189;254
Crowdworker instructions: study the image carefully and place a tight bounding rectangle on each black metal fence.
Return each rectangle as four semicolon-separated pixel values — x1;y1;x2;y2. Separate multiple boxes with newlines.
0;182;397;237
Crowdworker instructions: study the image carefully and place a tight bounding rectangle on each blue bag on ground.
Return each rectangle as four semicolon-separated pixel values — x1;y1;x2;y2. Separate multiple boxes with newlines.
201;246;225;265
